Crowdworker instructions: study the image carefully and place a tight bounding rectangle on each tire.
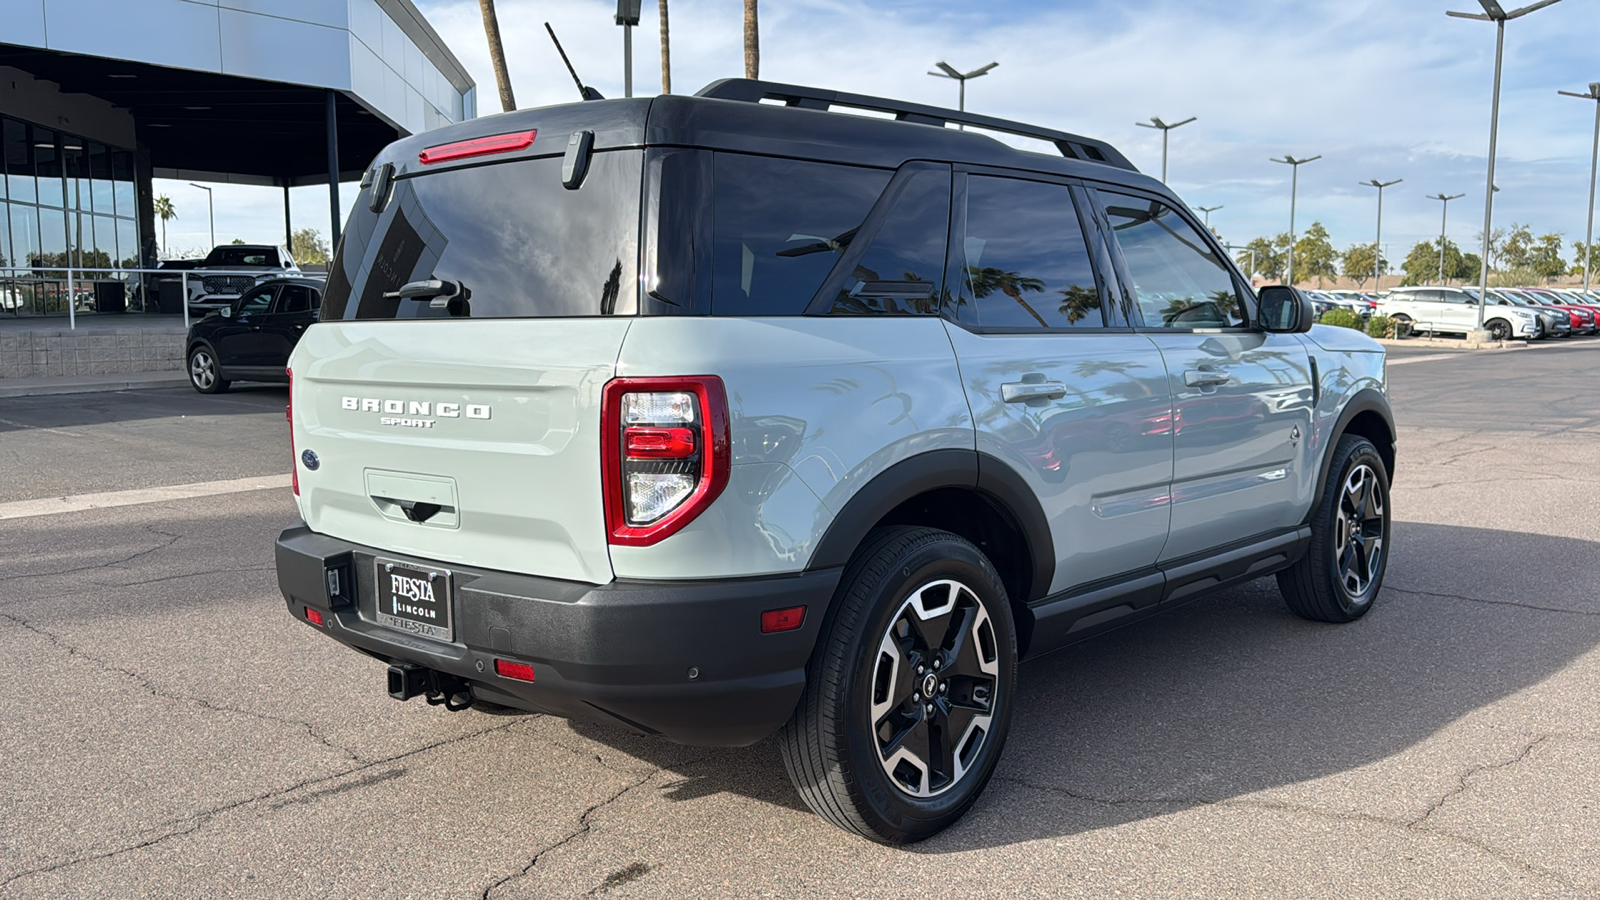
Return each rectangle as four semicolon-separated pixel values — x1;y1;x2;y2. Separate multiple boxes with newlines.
1278;434;1390;623
187;346;230;394
1485;318;1512;341
779;526;1017;844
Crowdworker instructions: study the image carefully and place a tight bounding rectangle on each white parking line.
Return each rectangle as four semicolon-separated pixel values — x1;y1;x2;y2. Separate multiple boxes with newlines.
0;474;292;521
1387;353;1462;366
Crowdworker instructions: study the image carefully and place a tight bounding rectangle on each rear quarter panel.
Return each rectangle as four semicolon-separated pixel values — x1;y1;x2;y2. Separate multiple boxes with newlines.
611;317;974;579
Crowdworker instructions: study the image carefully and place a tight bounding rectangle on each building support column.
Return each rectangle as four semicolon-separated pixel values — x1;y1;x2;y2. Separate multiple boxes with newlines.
283;178;293;252
325;90;341;250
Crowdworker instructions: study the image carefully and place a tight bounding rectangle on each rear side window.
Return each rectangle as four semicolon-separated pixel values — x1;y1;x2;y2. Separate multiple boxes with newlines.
323;152;641;320
825;165;950;316
276;285;316;313
958;176;1107;329
711;155;890;316
1098;190;1244;328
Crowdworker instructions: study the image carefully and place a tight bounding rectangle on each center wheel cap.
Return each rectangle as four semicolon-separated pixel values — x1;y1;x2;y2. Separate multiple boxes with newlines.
922;673;939;698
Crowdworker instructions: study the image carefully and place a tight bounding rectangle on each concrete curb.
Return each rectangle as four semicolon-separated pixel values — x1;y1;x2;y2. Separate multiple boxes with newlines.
0;372;188;399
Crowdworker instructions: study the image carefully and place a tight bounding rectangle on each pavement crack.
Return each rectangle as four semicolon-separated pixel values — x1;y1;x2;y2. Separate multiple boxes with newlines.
0;609;362;763
7;528;183;582
1387;586;1600;617
482;767;662;900
1409;735;1549;828
0;719;532;890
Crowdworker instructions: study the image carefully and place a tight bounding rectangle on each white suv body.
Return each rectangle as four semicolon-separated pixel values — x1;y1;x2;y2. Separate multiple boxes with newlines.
1378;286;1540;339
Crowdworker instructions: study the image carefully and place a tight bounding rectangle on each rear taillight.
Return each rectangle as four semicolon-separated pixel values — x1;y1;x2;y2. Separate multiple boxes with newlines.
287;367;298;496
601;377;730;546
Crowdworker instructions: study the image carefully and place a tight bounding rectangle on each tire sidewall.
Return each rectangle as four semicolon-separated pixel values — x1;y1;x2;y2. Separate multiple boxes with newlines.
837;535;1017;837
1324;438;1390;616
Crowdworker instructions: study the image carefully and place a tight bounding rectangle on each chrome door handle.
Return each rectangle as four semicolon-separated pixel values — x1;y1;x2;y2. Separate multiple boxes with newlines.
1000;381;1067;403
1183;369;1229;387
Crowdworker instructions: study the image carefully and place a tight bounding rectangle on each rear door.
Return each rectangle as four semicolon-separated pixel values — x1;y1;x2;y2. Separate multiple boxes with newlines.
945;172;1173;594
1090;186;1315;562
259;283;318;366
292;146;644;585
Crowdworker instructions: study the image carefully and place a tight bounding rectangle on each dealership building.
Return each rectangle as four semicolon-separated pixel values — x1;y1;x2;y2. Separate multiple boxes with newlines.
0;0;476;317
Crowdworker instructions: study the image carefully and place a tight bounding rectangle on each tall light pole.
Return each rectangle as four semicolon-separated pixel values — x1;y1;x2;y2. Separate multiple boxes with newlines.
1428;192;1466;282
1448;0;1565;334
929;61;998;128
1196;204;1223;227
1559;82;1600;292
188;182;214;248
616;0;641;98
1271;155;1321;285
1136;115;1196;184
1360;179;1402;292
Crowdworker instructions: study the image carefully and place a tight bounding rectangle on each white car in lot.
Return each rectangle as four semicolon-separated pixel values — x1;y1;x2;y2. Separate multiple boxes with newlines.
1377;286;1541;340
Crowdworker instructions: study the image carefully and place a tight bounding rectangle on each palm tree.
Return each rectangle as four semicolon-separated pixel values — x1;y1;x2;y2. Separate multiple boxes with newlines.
1057;284;1100;324
968;266;1047;327
478;0;516;112
659;0;672;93
153;195;177;257
743;0;759;79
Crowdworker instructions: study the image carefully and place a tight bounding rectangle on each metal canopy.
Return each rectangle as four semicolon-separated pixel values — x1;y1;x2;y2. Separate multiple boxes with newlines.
0;46;395;185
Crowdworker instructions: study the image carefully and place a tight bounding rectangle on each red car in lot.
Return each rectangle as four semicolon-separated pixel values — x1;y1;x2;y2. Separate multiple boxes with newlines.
1518;288;1598;335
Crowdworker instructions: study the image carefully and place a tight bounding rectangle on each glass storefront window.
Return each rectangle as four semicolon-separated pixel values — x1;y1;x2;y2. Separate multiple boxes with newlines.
0;206;11;268
112;150;135;219
63;144;87;211
92;214;116;270
117;217;137;269
10;203;40;267
38;207;66;269
88;142;114;217
4;119;36;205
35;129;64;209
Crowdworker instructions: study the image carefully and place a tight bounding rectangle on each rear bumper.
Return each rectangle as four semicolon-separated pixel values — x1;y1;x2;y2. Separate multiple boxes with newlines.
275;525;840;747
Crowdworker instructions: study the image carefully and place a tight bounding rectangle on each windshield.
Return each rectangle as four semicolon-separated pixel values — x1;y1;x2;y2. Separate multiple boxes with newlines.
206;248;277;267
323;151;641;321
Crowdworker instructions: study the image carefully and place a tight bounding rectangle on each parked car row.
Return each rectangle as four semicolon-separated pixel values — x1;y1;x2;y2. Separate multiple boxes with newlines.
1375;285;1600;341
1304;289;1379;320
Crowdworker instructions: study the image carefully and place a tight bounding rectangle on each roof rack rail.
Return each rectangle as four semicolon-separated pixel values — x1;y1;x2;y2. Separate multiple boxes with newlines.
694;78;1137;172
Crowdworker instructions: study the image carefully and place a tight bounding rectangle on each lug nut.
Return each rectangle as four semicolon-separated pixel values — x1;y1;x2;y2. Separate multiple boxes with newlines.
925;703;934;714
917;666;925;675
912;692;920;702
932;659;941;670
939;683;947;693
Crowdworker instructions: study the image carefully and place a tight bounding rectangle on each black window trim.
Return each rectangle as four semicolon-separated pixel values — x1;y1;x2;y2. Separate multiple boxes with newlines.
1084;181;1258;333
802;160;951;317
937;165;1132;336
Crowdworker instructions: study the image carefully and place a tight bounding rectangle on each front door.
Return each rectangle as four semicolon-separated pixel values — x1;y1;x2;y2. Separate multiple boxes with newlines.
213;284;279;369
947;173;1173;595
1091;187;1315;562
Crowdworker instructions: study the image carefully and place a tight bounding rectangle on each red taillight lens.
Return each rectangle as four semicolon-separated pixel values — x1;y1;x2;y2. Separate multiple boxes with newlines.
494;659;536;682
760;606;806;634
304;607;324;626
287;367;298;496
419;130;536;165
601;377;730;547
624;427;697;459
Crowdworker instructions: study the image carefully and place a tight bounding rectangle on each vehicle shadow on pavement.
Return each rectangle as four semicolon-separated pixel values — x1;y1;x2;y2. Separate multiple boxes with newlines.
0;385;286;433
563;521;1600;850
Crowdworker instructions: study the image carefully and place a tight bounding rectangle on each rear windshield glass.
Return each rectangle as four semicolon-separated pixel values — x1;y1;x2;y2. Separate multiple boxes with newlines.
207;248;277;267
323;151;641;321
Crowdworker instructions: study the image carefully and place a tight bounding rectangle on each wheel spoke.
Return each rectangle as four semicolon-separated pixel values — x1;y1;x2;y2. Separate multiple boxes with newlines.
879;713;932;795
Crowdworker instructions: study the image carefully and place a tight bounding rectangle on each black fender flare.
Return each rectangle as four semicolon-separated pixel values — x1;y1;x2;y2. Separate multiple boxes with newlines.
1308;387;1394;521
806;449;1056;603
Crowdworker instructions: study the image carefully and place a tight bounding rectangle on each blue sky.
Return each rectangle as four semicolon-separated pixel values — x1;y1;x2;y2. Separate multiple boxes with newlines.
156;0;1600;268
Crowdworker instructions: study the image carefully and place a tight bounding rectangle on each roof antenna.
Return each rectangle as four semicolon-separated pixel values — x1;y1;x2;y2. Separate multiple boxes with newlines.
545;22;605;101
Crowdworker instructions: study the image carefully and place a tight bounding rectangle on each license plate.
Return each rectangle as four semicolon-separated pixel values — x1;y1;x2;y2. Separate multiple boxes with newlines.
374;558;453;642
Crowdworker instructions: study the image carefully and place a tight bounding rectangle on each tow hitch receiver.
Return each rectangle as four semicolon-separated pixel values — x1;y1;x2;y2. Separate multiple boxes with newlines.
387;664;473;711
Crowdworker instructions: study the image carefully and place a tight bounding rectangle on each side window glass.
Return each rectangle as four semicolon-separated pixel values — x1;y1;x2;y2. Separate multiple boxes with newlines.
277;285;313;313
960;176;1106;329
711;154;891;316
827;167;949;315
1099;190;1245;328
237;287;275;316
1416;290;1441;303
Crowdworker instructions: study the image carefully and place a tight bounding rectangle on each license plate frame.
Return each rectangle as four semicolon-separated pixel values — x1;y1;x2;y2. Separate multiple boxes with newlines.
374;557;454;642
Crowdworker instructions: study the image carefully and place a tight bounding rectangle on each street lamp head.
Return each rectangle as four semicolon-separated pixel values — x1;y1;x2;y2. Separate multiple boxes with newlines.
1271;154;1322;166
930;61;997;81
614;0;641;26
1477;0;1507;18
1360;178;1403;189
1139;116;1196;131
1559;84;1600;101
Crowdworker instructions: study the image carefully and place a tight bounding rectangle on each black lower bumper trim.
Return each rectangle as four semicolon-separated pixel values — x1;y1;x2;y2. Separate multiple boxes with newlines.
276;525;840;747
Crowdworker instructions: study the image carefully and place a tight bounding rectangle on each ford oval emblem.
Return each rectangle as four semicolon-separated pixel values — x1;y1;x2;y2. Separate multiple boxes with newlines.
301;449;320;471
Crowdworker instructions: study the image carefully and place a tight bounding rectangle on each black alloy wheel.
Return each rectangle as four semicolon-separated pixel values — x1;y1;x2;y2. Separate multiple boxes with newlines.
1485;318;1512;341
779;526;1016;843
1278;434;1391;623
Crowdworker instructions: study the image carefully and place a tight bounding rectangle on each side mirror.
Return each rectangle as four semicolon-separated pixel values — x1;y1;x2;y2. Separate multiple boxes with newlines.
1258;285;1314;333
220;307;232;318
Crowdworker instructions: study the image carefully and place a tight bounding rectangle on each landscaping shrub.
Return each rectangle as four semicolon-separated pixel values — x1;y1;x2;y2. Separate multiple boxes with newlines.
1366;315;1396;338
1319;308;1364;330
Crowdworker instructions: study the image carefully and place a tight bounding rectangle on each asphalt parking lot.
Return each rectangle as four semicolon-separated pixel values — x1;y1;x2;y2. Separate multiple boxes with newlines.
2;340;1598;898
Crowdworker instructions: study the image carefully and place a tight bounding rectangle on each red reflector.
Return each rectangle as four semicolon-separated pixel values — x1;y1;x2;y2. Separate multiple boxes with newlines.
304;607;324;626
419;130;536;164
494;659;536;682
761;606;806;634
624;426;697;459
